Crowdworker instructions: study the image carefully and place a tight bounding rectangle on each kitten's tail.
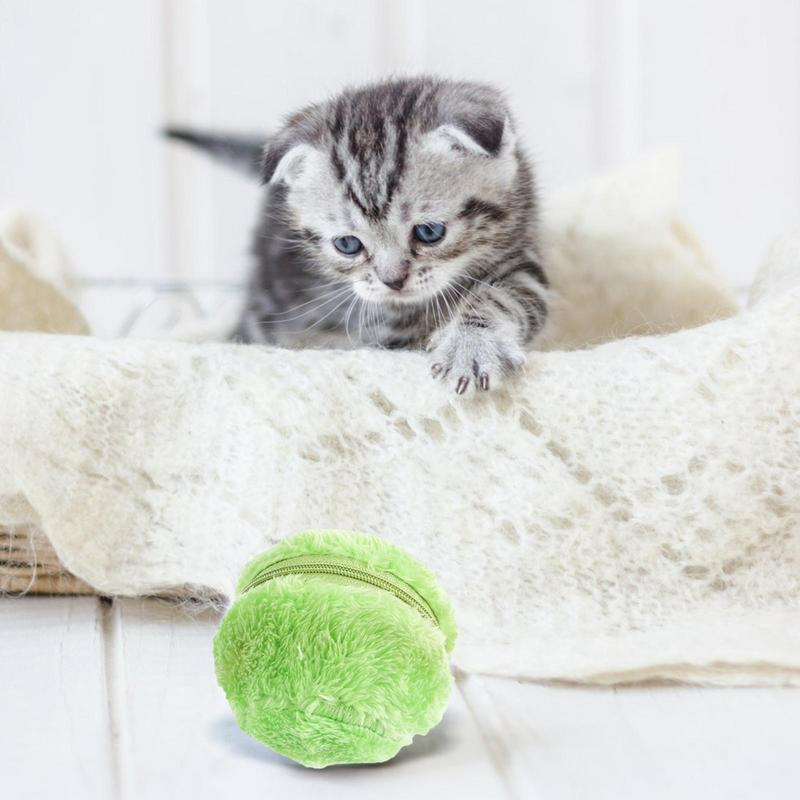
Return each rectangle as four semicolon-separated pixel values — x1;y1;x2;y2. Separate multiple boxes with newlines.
163;127;266;178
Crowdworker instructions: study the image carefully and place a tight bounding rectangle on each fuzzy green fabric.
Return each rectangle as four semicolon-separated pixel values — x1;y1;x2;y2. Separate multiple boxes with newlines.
214;530;457;768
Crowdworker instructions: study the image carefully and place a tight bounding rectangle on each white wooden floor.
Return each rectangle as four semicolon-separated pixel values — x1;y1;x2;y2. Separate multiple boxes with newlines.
2;597;799;800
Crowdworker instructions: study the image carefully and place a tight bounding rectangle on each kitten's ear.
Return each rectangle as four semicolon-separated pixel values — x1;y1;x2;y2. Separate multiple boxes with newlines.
261;103;324;186
260;137;315;186
426;114;514;158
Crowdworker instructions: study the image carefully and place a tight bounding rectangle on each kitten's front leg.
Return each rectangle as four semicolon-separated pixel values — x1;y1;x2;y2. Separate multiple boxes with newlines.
428;312;527;394
428;261;548;394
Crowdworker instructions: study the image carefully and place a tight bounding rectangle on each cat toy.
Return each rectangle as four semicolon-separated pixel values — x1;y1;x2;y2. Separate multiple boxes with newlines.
214;530;457;768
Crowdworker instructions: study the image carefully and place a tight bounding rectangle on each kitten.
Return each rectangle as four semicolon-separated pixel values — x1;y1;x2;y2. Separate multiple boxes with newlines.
167;77;548;393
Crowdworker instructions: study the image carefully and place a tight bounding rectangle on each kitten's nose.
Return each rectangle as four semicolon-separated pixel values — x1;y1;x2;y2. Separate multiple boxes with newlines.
380;273;408;291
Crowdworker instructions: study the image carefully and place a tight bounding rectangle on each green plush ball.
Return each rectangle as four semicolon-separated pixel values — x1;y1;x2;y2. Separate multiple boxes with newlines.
213;530;457;768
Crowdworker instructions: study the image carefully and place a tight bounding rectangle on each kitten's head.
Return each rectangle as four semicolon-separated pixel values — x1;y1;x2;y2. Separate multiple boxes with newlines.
261;78;530;305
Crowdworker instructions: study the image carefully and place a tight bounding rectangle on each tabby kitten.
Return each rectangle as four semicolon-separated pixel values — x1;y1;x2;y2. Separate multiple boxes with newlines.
167;77;548;394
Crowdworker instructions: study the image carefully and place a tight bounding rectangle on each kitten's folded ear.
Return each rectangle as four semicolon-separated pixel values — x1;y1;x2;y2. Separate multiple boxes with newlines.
426;85;515;158
260;137;316;186
425;115;515;160
260;106;322;186
437;115;508;157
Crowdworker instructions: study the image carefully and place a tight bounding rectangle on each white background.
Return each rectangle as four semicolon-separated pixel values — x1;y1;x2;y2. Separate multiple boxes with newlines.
2;0;799;300
3;6;800;795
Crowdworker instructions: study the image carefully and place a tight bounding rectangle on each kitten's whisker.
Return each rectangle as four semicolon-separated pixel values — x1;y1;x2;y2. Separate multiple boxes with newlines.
438;287;457;327
295;280;348;296
361;298;374;340
429;295;442;332
363;299;373;339
451;280;483;319
257;286;349;321
433;298;443;332
374;301;386;338
303;291;357;333
343;294;359;346
355;295;365;341
363;298;382;342
463;275;499;293
256;288;351;326
447;290;462;323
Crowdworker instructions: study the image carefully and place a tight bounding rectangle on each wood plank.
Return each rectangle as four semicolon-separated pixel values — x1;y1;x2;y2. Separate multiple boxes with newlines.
114;598;510;799
6;596;800;799
0;597;114;799
459;673;800;800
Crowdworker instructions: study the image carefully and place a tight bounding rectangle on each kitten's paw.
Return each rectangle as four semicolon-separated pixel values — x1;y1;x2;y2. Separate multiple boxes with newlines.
428;325;525;394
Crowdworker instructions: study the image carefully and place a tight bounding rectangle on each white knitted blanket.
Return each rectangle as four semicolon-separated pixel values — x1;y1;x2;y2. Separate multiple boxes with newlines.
2;155;799;686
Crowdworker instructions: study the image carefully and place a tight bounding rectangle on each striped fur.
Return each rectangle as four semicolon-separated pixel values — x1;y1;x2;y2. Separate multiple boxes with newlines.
181;78;549;393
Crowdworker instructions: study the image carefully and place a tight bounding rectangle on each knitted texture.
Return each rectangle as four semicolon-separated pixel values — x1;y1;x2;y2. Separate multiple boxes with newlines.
2;156;797;686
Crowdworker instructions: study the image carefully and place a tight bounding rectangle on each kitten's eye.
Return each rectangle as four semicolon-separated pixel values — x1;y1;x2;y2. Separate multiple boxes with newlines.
333;235;363;256
413;222;446;244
